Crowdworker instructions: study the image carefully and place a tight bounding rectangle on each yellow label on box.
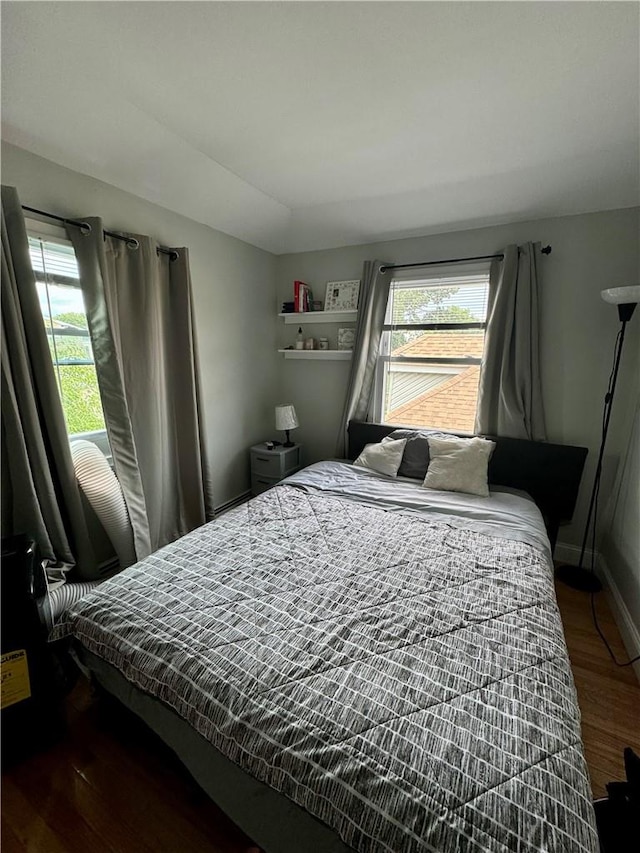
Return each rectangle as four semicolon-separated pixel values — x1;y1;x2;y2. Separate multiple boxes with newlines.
1;649;32;709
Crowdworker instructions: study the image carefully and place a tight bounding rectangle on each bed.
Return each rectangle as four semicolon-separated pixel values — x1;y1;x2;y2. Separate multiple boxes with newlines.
53;421;598;853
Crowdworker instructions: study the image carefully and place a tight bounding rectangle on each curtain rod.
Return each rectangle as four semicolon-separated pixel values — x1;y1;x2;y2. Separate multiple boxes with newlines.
22;205;179;261
379;245;551;273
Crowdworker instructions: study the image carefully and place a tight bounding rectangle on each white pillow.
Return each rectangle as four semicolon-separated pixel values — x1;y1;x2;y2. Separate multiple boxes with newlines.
422;435;496;497
354;438;407;478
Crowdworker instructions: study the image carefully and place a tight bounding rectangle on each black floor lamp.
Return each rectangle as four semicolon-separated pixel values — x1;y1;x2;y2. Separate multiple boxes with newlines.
556;285;640;592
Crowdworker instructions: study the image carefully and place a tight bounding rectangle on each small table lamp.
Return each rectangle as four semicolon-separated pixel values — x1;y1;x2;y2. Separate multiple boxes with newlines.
275;404;299;447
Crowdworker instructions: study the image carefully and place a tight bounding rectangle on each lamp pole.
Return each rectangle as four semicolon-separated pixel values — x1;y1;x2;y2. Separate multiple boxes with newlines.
556;298;637;593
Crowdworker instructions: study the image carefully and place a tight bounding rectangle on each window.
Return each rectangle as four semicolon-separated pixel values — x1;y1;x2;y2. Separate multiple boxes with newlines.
27;227;108;448
375;265;490;433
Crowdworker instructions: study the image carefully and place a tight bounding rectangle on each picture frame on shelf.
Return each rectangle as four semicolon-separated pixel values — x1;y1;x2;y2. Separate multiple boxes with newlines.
337;328;355;350
324;280;360;312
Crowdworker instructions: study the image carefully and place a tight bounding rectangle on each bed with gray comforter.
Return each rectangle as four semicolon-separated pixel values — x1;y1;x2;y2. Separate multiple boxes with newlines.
54;461;599;853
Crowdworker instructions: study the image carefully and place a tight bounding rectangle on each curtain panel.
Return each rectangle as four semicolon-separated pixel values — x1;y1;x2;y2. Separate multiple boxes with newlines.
1;185;95;573
475;242;546;441
336;260;392;457
68;221;212;556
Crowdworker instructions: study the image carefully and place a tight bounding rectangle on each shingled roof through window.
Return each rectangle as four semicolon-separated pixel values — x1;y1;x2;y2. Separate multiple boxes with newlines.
385;330;485;432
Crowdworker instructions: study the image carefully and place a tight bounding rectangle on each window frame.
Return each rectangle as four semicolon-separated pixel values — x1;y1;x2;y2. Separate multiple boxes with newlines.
373;263;491;430
27;219;109;455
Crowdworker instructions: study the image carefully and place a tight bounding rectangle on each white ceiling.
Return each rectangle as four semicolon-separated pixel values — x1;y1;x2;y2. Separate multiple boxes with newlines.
2;2;638;254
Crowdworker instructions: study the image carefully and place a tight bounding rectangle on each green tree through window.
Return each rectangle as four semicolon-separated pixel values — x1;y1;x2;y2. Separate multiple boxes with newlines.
29;234;106;436
49;312;105;435
389;286;478;349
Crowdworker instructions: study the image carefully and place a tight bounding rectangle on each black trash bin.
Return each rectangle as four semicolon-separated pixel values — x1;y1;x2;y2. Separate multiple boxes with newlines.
593;748;640;853
1;534;65;768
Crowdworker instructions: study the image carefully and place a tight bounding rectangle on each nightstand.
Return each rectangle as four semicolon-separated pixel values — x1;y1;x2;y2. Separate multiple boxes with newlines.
250;443;301;496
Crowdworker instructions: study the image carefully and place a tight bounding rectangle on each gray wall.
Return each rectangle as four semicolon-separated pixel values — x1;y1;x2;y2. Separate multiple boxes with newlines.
602;396;640;641
3;142;279;507
4;141;638;629
275;207;640;559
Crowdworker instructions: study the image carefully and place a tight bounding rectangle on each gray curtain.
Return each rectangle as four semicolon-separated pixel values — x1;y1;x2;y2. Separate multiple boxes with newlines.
68;220;212;556
336;260;392;456
1;185;96;572
475;243;546;440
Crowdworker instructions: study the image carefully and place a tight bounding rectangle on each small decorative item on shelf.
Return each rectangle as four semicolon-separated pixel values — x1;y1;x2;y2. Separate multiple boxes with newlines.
282;301;295;313
338;328;355;350
304;337;315;350
318;337;329;350
295;327;304;349
312;300;323;312
324;280;360;312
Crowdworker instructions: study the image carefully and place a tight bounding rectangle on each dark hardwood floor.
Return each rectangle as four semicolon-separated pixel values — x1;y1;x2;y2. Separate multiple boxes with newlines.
1;680;256;853
554;581;640;798
2;583;638;851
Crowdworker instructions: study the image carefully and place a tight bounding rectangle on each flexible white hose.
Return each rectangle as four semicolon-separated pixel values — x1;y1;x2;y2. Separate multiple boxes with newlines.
70;440;136;570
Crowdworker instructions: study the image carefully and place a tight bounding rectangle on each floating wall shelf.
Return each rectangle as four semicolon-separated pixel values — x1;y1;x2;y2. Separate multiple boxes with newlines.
278;349;352;361
278;310;357;325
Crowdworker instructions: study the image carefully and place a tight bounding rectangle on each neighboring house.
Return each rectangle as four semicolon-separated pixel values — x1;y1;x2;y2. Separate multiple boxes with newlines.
385;330;484;433
49;317;85;333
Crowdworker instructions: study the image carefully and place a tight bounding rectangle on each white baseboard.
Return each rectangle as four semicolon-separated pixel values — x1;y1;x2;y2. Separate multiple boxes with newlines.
214;490;252;517
555;541;640;681
597;553;640;682
554;541;598;572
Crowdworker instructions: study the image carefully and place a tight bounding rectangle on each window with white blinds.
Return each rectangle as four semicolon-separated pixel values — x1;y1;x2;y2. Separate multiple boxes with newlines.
374;267;490;433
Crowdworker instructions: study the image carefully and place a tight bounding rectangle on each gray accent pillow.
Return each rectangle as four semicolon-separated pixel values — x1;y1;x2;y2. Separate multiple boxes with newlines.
382;429;448;480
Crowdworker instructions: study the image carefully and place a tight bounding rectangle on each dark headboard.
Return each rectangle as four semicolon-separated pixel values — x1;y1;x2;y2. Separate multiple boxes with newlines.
347;420;588;549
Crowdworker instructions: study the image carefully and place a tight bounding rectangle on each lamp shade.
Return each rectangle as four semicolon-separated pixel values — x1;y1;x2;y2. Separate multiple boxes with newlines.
275;404;299;432
601;285;640;305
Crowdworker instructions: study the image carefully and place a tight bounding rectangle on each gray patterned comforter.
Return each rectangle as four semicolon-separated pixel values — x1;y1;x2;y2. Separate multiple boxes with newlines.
55;467;598;853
